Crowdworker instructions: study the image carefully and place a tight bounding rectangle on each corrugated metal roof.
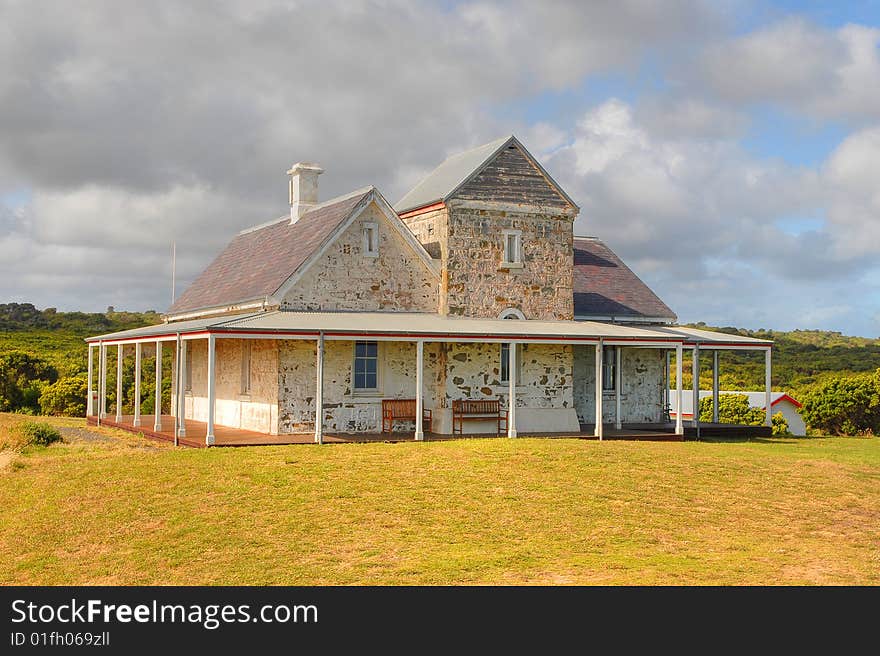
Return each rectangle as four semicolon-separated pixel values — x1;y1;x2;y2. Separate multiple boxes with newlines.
86;310;773;346
394;137;511;213
167;188;372;316
651;325;773;345
85;314;264;342
573;236;677;322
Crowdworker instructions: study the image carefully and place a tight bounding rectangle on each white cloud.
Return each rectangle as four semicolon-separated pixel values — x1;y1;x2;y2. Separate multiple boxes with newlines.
698;18;880;123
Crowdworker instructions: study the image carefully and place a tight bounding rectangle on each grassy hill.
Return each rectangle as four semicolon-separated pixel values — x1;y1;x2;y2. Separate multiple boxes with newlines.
0;303;161;376
682;323;880;396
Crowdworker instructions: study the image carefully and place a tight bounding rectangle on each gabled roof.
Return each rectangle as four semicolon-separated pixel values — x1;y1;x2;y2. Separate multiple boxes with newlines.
394;135;577;214
573;236;677;323
167;188;374;317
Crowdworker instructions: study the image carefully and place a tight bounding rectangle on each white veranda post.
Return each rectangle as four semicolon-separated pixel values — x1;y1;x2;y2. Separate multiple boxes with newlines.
154;340;163;431
594;342;603;440
415;340;425;441
315;333;324;444
86;344;94;417
115;344;124;423
765;348;772;427
507;341;517;438
675;343;684;436
178;340;187;438
691;345;700;429
99;342;107;422
713;350;720;424
206;335;216;446
133;342;142;427
614;346;622;430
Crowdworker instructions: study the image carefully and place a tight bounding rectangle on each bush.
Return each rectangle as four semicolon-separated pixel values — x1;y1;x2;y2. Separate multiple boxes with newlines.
771;412;790;436
800;370;880;436
14;421;62;448
699;394;766;425
39;373;88;417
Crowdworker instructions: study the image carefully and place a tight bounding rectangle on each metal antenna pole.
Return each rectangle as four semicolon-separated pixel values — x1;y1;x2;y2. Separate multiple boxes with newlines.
171;242;176;305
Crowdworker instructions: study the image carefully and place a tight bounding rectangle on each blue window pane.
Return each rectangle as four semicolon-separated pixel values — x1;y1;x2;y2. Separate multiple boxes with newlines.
501;343;510;382
366;359;377;374
365;342;377;357
365;372;377;389
356;342;367;357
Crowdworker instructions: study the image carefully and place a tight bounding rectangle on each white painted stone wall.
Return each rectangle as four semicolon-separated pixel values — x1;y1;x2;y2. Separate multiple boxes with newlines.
179;338;279;434
436;341;579;434
282;201;438;313
277;339;440;434
573;345;666;425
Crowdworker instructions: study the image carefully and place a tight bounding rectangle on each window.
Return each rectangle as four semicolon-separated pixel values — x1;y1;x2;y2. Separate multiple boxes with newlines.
602;346;616;392
502;230;522;267
499;309;523;383
353;341;379;390
363;222;379;257
240;341;252;395
500;343;523;384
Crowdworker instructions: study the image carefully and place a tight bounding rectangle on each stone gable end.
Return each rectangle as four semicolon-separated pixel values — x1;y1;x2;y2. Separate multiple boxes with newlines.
281;200;438;312
454;144;571;209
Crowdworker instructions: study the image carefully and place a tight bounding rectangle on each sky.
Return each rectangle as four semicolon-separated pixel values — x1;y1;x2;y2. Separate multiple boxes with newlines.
1;0;879;337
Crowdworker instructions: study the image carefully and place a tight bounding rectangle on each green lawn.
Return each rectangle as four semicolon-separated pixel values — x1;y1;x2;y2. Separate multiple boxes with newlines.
1;413;877;585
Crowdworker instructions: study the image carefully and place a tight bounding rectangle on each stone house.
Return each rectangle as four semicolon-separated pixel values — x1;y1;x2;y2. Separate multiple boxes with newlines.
86;136;774;445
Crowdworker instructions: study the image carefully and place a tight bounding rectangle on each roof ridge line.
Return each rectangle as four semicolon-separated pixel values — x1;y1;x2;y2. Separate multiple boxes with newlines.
237;186;375;236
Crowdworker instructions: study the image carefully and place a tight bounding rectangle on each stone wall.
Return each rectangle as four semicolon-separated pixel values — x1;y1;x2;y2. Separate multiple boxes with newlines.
400;206;448;315
282;200;438;312
573;345;666;424
444;203;573;320
180;338;279;434
277;339;439;434
434;341;579;434
401;203;574;320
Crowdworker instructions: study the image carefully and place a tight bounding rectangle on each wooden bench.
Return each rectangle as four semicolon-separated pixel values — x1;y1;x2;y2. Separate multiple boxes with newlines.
452;399;508;436
381;399;432;434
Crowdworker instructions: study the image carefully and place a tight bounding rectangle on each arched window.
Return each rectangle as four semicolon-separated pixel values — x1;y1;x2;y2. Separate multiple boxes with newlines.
499;308;526;320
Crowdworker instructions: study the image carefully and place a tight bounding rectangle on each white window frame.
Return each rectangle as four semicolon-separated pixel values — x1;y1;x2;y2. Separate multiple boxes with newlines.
240;341;252;396
363;222;379;258
500;343;523;385
501;229;523;268
602;345;616;392
352;340;382;395
498;309;524;384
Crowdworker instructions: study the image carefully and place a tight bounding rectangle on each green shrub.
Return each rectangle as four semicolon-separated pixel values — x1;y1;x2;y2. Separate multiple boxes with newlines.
800;370;880;436
39;373;88;417
15;421;62;447
699;394;765;425
771;412;790;436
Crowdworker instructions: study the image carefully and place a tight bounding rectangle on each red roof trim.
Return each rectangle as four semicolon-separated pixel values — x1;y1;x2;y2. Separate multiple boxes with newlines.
397;201;445;219
772;393;802;409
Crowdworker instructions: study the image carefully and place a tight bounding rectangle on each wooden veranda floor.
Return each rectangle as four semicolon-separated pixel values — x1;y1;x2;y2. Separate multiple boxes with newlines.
86;415;768;448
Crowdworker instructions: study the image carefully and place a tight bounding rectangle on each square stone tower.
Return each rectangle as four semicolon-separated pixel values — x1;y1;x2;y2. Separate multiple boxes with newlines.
396;136;578;320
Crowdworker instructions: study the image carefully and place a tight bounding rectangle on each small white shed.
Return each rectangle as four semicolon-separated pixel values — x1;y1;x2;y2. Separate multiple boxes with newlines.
668;390;806;436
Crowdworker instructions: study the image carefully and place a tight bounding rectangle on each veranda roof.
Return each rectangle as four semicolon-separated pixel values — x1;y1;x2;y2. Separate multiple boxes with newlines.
85;311;772;349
